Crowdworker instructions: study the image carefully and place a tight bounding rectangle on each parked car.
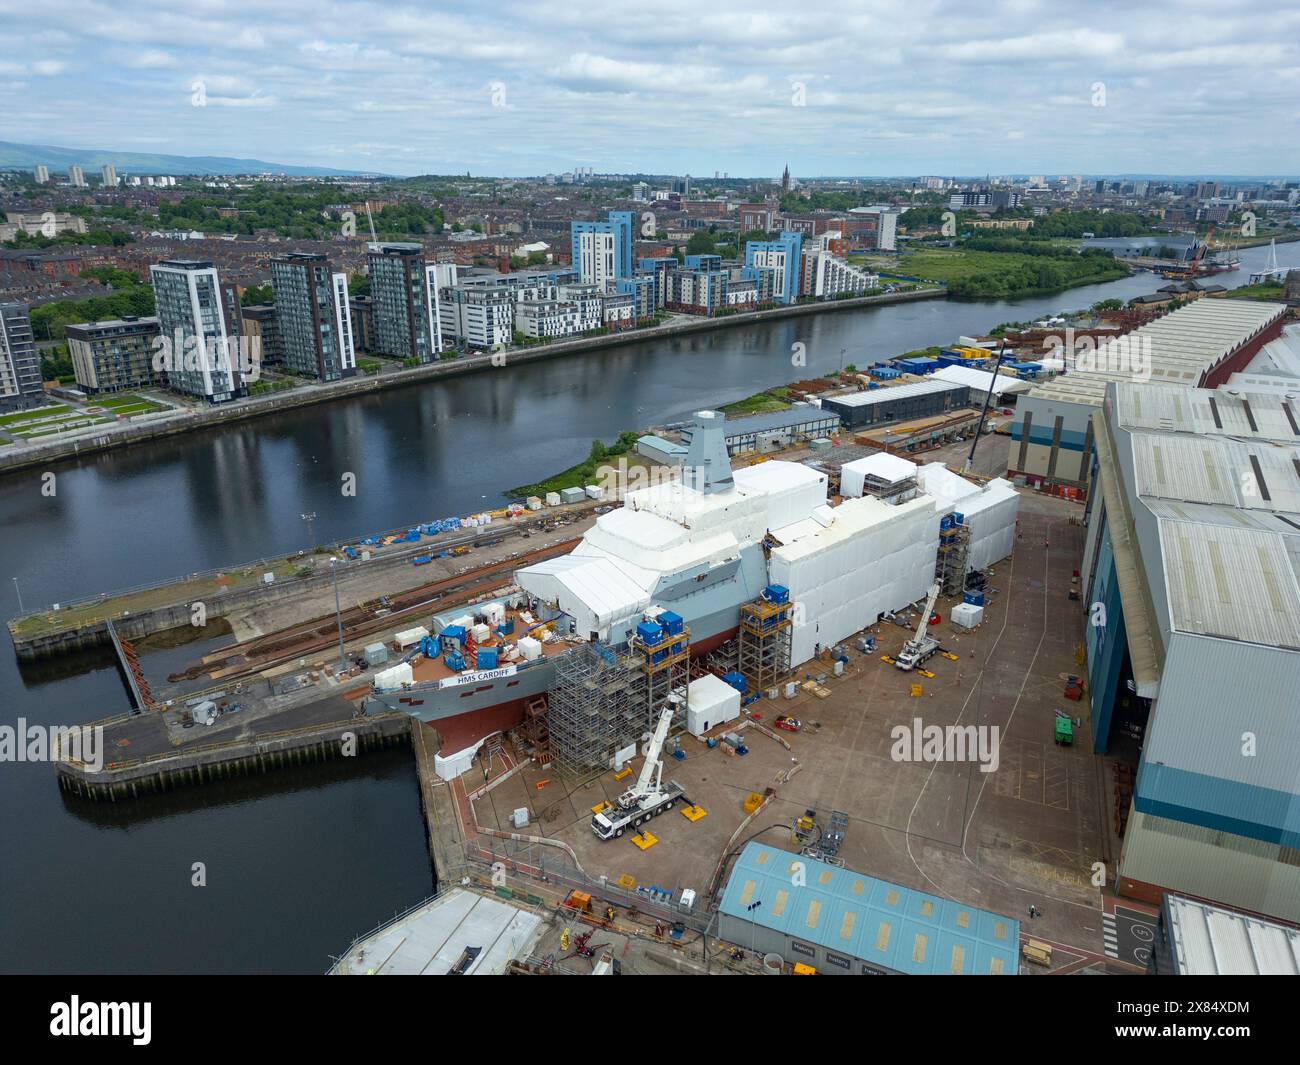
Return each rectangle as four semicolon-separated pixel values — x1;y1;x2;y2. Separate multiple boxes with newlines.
773;715;802;733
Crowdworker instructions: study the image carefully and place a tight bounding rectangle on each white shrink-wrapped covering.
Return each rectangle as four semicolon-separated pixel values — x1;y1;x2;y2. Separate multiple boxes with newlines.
732;461;828;531
771;495;939;666
917;464;1019;574
374;663;414;690
840;453;918;499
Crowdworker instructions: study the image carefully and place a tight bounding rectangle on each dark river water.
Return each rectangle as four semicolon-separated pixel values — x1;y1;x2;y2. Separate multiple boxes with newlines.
2;238;1296;972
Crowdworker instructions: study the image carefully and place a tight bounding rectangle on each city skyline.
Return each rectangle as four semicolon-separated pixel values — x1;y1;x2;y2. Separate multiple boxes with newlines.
2;0;1298;177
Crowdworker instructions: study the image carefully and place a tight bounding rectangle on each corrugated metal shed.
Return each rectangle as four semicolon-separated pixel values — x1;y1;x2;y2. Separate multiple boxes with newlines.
1115;382;1300;445
1027;299;1287;407
718;842;1019;975
1158;520;1300;649
824;378;966;408
1162;893;1300;974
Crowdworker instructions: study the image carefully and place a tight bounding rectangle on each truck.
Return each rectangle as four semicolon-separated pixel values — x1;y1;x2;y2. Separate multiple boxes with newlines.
895;584;942;671
591;704;685;840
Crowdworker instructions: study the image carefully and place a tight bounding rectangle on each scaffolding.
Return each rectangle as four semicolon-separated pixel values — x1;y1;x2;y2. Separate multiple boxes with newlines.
546;624;691;779
937;519;970;598
518;694;551;768
738;596;793;695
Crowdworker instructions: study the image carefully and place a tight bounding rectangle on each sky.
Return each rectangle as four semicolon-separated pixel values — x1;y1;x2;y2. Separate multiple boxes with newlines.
2;0;1299;178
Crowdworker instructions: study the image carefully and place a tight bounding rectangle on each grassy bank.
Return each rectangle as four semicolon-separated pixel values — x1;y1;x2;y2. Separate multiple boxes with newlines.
900;246;1129;299
507;431;642;498
1227;281;1287;301
719;387;792;416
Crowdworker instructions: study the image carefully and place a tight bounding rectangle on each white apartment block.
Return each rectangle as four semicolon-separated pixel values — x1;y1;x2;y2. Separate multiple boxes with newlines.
803;251;879;299
439;287;514;350
515;300;582;339
574;228;617;288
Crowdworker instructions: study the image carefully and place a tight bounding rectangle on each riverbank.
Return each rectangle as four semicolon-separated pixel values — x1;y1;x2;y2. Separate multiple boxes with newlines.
0;286;944;478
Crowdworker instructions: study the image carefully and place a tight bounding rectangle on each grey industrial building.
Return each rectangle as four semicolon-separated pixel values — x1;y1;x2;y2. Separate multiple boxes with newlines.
1152;894;1300;975
1083;369;1300;923
1008;299;1288;498
680;406;840;454
822;379;971;430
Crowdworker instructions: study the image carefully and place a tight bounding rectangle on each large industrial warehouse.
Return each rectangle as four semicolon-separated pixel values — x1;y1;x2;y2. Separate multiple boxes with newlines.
1008;299;1288;499
1082;368;1300;922
822;378;971;429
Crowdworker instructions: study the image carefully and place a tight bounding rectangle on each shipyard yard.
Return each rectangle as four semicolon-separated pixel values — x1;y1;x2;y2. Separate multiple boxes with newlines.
39;408;1123;972
422;492;1124;974
29;297;1300;978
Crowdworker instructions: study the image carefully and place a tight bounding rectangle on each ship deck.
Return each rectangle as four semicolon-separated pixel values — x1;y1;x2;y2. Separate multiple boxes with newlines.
408;609;578;686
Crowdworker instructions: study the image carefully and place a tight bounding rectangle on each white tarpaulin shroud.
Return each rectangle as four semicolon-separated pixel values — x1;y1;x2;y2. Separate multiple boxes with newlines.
771;494;939;666
916;463;1019;576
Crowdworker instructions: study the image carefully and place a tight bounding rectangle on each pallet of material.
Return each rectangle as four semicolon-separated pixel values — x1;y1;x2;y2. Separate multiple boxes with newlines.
1022;939;1052;967
800;680;831;699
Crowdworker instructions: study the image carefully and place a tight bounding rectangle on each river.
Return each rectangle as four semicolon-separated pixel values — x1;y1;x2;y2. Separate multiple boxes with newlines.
2;237;1296;972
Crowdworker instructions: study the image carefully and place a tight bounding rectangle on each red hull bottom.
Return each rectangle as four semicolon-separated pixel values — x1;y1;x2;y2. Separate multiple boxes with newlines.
424;627;741;759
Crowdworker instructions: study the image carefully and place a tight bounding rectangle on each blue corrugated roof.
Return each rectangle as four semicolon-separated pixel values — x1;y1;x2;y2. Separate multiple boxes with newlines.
719;842;1019;974
686;407;839;439
637;434;688;454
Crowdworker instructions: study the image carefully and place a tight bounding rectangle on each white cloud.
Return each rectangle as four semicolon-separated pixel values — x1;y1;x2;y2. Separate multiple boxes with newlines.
0;0;1291;174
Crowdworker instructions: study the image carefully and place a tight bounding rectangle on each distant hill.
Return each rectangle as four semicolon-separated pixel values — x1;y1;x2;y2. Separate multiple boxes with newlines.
0;140;381;178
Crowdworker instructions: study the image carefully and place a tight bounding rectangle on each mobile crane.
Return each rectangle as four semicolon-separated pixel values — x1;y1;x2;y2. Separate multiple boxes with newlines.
590;704;684;840
895;583;942;671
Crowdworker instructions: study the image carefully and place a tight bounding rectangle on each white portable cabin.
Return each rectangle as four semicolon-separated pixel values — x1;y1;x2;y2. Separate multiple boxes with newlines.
686;674;742;737
394;626;430;650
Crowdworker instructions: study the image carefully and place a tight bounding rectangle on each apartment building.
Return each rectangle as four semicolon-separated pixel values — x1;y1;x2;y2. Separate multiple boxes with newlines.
269;252;355;381
0;302;42;412
367;242;437;363
802;248;878;298
0;212;89;241
439;286;514;350
571;210;635;287
743;232;803;305
65;315;162;394
615;274;656;319
149;259;247;403
241;305;284;366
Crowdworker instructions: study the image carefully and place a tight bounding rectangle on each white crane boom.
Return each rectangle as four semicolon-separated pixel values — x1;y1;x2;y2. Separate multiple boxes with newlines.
913;584;941;646
627;704;674;802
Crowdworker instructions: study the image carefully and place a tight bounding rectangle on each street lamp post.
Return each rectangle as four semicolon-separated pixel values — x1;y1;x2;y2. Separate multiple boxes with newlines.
330;557;346;674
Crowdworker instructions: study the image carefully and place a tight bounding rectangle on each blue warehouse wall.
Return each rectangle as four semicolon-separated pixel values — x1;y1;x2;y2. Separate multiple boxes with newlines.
1085;519;1127;754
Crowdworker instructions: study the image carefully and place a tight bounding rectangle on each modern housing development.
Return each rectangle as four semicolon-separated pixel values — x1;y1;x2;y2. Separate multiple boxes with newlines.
0;300;41;411
269;252;356;382
148;259;247;403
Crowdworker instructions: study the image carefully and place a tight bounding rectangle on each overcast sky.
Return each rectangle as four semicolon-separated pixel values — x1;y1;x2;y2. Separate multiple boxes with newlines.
2;0;1298;178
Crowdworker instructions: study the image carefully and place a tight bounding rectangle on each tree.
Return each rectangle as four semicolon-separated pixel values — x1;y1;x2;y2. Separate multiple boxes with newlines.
241;283;273;306
686;231;717;256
